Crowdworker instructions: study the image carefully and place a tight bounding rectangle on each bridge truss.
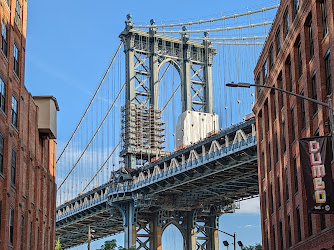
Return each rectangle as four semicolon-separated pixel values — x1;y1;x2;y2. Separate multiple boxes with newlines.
55;4;279;249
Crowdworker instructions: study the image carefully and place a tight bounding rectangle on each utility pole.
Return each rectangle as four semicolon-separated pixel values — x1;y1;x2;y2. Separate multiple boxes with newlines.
88;226;95;250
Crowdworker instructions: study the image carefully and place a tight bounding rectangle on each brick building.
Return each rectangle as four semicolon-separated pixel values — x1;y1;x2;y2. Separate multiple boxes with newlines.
0;0;58;249
253;0;334;249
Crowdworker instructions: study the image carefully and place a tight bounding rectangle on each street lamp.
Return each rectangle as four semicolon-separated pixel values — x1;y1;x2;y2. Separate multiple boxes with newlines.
195;225;237;250
226;81;334;161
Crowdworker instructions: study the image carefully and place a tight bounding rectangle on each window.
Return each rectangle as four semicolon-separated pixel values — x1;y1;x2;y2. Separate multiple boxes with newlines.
11;96;18;128
276;28;281;56
263;59;267;84
13;44;19;77
1;22;8;57
320;0;328;38
324;50;331;95
11;149;16;185
279;220;283;250
285;167;289;201
9;207;14;246
311;73;318;115
297;40;303;78
0;77;5;112
29;222;32;249
294;156;298;193
286;56;292;92
268;143;272;171
272;91;276;120
259;112;263;141
0;134;3;175
256;73;261;96
14;0;22;31
264;190;267;219
37;226;40;250
288;214;292;247
320;214;326;230
282;121;286;153
283;7;289;38
275;132;279;163
265;100;269;130
300;91;306;129
20;216;24;250
277;175;281;207
266;231;269;250
262;151;265;179
308;213;313;236
296;207;301;242
4;0;9;7
294;0;299;16
308;19;314;59
291;108;295;141
273;225;276;250
270;183;274;214
269;45;274;71
278;73;284;108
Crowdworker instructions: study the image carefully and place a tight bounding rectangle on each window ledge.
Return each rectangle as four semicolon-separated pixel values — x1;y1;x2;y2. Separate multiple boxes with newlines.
0;50;8;64
321;33;329;44
13;71;20;82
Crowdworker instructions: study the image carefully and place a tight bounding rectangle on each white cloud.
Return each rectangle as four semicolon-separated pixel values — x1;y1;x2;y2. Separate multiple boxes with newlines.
235;197;260;214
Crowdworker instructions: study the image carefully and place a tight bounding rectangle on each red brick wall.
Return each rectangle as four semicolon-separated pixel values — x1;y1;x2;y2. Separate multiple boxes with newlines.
253;0;334;249
0;0;56;249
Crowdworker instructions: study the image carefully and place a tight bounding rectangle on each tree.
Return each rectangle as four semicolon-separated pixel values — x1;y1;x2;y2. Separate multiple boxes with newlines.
55;237;62;250
242;243;262;250
97;239;118;250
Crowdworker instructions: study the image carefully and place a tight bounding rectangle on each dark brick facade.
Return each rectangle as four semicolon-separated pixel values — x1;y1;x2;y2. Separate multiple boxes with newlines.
0;0;57;249
253;0;334;249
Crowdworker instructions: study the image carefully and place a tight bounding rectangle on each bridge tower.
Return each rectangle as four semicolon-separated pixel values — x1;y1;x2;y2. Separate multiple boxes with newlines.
117;15;221;250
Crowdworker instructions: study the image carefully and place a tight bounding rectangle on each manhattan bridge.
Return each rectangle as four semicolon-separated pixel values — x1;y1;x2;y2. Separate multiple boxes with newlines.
56;3;278;249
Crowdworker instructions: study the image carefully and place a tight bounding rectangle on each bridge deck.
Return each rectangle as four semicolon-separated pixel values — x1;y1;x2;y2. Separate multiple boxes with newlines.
56;119;258;248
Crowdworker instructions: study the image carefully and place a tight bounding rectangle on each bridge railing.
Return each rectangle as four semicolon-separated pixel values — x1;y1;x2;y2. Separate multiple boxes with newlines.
56;122;257;221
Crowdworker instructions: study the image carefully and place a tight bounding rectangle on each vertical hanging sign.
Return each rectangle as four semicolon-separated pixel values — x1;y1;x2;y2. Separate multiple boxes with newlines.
299;136;334;214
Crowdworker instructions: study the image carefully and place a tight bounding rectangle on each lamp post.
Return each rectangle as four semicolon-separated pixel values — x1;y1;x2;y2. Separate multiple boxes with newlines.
195;225;239;250
226;82;334;161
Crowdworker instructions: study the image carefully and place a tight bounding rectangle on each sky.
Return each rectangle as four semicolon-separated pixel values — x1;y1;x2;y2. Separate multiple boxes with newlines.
24;0;279;249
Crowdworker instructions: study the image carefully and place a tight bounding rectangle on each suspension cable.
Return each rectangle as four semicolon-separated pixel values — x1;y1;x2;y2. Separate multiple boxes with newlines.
212;42;264;45
56;41;123;163
57;82;126;191
162;83;181;112
191;36;268;41
133;5;279;29
82;140;121;192
158;22;273;34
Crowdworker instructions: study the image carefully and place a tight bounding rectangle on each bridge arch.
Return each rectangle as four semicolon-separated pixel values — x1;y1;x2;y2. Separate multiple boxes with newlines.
162;222;185;250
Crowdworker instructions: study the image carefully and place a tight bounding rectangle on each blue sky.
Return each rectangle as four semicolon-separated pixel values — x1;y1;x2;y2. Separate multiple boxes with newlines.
24;0;279;249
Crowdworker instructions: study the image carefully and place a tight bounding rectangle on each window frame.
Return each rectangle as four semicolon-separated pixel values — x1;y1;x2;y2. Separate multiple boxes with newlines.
1;22;8;58
324;50;331;96
11;149;16;186
283;7;289;38
13;44;20;77
320;0;328;38
11;95;18;128
9;207;14;246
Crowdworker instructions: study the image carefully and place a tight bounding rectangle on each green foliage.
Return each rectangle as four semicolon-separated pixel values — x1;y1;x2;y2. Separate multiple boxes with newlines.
242;243;262;250
55;237;62;250
96;239;136;250
97;239;118;250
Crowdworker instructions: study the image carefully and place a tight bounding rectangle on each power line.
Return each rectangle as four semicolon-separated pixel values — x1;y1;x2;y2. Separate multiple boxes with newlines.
191;36;267;41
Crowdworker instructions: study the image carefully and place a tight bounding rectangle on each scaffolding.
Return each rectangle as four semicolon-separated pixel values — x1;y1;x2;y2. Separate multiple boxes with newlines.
121;103;166;159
